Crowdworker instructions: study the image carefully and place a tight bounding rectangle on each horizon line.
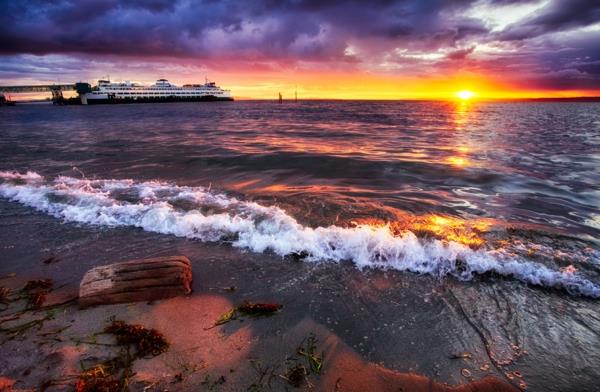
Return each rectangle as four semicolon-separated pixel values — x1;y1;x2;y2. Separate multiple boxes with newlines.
9;96;600;103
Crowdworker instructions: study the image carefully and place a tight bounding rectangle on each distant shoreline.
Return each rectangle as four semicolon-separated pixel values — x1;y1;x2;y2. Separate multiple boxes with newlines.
504;96;600;102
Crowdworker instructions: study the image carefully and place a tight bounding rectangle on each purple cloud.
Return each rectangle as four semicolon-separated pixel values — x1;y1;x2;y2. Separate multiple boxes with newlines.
0;0;599;91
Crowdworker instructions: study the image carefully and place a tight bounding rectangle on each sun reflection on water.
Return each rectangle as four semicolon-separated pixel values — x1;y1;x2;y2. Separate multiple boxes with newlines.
453;100;472;130
446;156;470;167
353;214;492;248
445;99;480;168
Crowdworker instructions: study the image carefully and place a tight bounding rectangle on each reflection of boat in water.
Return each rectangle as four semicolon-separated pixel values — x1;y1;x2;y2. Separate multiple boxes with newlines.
76;78;234;105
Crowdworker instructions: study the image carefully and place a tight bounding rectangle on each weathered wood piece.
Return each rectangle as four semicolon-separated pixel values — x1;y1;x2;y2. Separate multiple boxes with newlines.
79;255;192;307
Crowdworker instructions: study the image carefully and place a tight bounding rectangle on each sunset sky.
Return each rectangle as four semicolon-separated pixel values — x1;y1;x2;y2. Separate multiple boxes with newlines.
1;0;600;99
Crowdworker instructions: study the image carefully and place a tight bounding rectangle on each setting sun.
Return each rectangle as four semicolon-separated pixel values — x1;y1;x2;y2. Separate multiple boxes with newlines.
456;90;475;100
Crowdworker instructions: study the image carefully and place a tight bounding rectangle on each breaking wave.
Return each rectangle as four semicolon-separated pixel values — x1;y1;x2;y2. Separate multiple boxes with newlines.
1;170;599;298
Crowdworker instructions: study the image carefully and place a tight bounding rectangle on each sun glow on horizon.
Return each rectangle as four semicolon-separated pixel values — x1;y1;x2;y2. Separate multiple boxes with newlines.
6;71;599;101
456;90;475;100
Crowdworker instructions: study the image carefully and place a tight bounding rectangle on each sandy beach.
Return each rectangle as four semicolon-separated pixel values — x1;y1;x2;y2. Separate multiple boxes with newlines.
1;253;518;392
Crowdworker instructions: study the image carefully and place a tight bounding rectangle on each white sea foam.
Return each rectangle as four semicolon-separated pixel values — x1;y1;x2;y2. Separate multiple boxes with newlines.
1;170;599;298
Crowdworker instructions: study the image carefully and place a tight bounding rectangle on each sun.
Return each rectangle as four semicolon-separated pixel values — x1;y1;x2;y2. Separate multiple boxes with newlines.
456;90;475;100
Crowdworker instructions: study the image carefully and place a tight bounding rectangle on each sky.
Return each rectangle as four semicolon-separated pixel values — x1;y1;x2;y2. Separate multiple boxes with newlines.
1;0;600;99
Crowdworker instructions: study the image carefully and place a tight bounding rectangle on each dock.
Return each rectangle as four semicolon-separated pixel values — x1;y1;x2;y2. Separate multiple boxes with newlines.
0;84;76;104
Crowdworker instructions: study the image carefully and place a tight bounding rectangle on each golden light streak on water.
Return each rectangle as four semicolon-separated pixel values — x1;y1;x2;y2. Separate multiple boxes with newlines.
404;215;491;248
352;215;493;248
446;156;470;167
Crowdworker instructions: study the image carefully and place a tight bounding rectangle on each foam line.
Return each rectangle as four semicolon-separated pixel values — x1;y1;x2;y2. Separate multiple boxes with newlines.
1;171;598;298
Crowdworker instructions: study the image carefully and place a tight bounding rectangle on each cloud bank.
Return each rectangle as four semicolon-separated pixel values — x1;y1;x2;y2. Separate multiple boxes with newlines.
1;0;599;94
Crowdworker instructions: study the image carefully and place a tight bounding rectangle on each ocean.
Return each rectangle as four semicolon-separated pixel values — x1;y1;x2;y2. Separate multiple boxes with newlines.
1;100;599;390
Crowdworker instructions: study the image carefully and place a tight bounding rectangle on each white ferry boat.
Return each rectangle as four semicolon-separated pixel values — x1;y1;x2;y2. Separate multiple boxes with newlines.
76;78;233;104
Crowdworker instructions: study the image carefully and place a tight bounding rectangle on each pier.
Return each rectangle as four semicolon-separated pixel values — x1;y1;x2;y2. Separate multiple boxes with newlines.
0;84;76;104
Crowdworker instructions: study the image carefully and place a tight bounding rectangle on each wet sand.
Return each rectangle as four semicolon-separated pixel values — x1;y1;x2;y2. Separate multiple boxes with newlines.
1;274;516;392
1;199;598;391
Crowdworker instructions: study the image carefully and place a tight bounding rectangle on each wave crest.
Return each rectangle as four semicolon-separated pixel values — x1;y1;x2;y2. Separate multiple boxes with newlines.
1;170;598;298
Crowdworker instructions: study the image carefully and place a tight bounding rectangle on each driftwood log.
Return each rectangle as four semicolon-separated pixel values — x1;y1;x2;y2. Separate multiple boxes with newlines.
79;255;192;307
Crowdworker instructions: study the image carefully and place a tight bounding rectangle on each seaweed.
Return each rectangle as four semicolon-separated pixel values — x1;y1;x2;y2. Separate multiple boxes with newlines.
207;301;282;329
297;333;324;374
74;320;169;392
75;364;123;392
38;325;71;339
215;308;237;326
0;280;59;341
238;301;282;316
103;320;169;357
0;310;56;339
75;378;121;392
278;334;325;389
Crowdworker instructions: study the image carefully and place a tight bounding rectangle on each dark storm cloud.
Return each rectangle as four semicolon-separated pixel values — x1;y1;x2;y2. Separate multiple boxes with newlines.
0;0;486;58
1;0;599;91
536;30;600;86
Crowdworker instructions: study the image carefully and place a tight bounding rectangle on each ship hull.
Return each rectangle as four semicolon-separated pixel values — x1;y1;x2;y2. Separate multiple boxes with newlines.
83;95;233;105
